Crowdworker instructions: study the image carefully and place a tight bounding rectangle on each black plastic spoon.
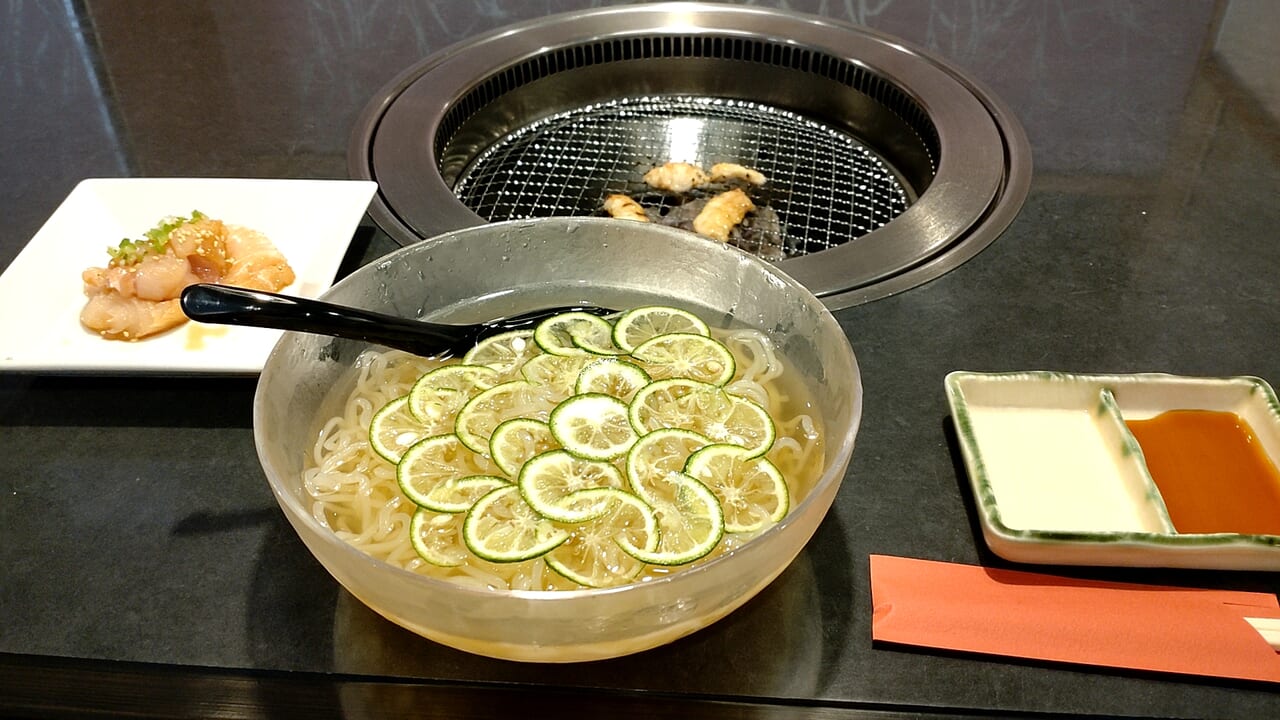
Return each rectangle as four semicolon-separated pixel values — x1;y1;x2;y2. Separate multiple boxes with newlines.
179;283;612;358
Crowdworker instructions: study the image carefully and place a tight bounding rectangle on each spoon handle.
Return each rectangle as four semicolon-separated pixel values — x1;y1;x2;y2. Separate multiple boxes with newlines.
179;283;471;356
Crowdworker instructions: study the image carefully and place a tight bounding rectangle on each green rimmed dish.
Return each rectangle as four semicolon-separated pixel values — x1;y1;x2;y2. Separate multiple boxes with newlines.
945;370;1280;570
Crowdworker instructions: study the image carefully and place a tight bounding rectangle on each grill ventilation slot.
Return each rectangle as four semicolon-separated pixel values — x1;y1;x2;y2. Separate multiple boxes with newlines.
436;35;939;171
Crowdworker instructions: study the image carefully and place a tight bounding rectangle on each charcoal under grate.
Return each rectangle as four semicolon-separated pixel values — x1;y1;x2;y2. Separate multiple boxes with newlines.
451;96;910;260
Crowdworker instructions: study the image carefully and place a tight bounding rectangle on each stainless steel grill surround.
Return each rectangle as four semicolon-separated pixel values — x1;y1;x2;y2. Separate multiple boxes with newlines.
349;2;1031;308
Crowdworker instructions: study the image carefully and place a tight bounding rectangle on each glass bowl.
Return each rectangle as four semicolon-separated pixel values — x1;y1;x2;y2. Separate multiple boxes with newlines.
253;217;862;661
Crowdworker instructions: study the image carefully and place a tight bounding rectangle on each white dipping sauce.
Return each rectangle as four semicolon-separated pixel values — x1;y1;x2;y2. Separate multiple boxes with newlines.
965;406;1163;533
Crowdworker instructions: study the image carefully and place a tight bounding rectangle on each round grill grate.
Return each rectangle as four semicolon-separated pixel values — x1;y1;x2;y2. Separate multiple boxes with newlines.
451;96;911;259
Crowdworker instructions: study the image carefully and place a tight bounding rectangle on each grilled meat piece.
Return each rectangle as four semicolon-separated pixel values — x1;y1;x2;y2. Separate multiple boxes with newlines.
603;193;651;222
693;188;755;243
643;162;710;194
709;162;767;187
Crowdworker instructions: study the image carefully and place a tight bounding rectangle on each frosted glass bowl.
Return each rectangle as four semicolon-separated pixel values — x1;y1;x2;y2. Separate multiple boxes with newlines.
254;217;862;661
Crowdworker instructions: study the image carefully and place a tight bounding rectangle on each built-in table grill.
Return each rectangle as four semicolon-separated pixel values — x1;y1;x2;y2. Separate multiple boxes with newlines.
349;2;1031;308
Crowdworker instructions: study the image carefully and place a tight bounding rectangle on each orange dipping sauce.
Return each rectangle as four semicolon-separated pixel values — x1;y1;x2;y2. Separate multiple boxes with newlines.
1126;410;1280;535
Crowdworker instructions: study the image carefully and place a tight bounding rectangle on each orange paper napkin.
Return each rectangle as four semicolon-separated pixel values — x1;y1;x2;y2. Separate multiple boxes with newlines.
869;554;1280;684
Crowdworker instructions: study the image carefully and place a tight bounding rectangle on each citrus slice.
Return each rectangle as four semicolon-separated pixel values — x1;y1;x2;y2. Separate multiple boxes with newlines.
409;508;469;567
684;444;789;533
462;329;538;375
703;395;777;458
612;305;710;352
417;474;511;514
629;379;775;457
549;393;638;461
628;378;728;435
462;485;569;562
517;449;625;523
570;318;628;356
533;312;613;357
407;364;500;427
454;380;558;454
544;488;659;588
520;353;592;396
626;427;712;505
575;358;651;402
369;395;427;464
397;433;489;508
489;417;559;478
630;332;736;386
616;472;724;566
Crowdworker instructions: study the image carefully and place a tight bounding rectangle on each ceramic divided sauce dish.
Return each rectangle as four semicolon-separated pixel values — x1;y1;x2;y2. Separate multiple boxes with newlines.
945;371;1280;570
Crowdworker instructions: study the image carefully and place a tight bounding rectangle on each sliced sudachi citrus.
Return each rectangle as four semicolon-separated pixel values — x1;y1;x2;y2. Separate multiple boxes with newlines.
517;449;625;523
369;395;428;464
454;380;559;454
407;364;500;427
549;393;638;461
630;332;736;386
415;474;511;514
520;353;593;396
410;507;469;567
628;378;730;435
397;433;492;508
616;472;724;566
611;305;710;352
462;485;569;563
462;329;539;375
684;443;789;533
569;316;628;355
533;312;614;357
575;357;651;402
625;427;713;506
488;417;560;479
544;488;659;588
702;395;776;458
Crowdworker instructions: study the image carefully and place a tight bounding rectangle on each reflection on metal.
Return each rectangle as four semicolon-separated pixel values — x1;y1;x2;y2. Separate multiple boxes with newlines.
349;2;1032;308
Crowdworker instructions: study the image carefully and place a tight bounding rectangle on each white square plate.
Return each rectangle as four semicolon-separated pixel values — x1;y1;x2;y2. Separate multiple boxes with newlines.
0;178;377;374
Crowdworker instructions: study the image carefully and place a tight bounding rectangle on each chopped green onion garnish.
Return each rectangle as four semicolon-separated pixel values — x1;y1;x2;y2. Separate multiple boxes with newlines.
107;210;207;266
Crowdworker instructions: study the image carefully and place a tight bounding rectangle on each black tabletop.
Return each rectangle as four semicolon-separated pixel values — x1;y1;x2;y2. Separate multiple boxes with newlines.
3;1;1279;717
